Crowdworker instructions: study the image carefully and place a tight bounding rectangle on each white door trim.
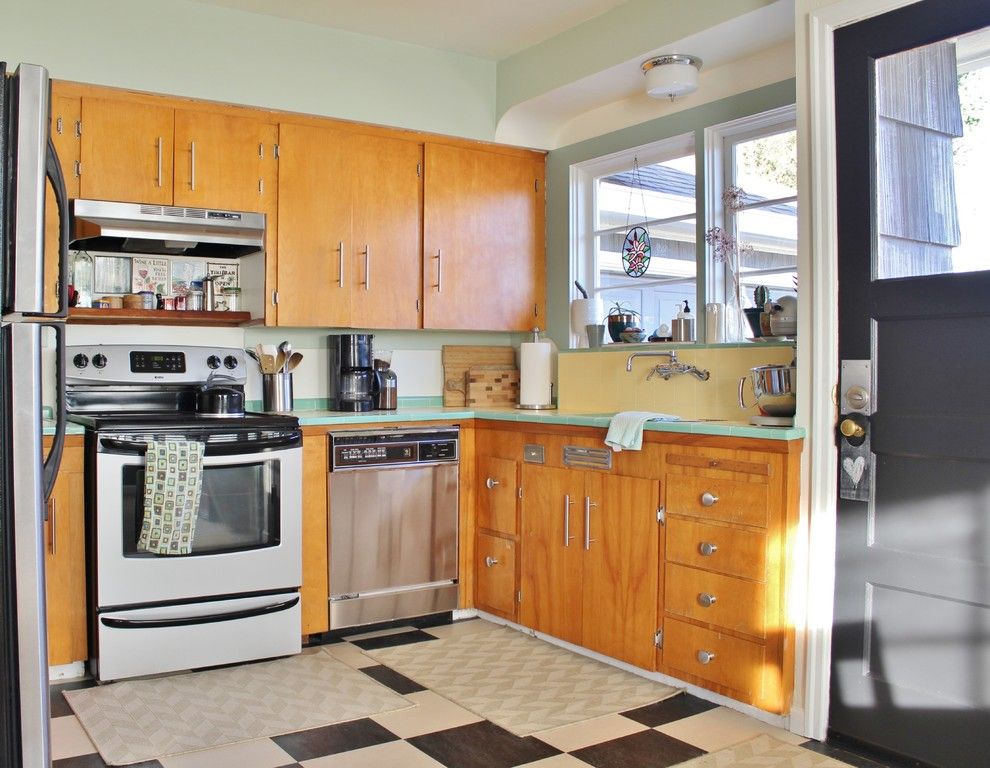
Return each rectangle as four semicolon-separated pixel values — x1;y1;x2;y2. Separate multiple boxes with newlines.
796;0;924;742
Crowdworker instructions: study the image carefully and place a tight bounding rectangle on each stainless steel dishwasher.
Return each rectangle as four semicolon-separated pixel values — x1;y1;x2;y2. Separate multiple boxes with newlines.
328;427;459;629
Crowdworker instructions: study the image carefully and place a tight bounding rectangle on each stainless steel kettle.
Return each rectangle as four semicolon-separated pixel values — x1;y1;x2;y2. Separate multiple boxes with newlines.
738;363;796;416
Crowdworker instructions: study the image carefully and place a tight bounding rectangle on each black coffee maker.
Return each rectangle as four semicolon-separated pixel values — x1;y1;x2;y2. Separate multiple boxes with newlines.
328;334;379;411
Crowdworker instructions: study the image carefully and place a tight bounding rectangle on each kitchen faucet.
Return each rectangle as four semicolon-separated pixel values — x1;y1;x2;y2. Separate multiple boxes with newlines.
625;350;710;381
625;350;678;371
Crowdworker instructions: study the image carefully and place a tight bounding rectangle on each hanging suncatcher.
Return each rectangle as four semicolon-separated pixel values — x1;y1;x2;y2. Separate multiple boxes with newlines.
621;157;651;278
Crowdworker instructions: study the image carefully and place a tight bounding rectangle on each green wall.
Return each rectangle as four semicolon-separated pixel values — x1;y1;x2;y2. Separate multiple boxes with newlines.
1;0;497;140
544;79;797;345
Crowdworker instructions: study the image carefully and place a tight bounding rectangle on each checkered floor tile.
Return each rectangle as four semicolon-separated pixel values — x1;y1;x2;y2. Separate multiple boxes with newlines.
49;618;894;768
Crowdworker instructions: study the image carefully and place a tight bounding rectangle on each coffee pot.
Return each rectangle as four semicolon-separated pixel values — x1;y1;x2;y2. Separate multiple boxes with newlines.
328;333;378;412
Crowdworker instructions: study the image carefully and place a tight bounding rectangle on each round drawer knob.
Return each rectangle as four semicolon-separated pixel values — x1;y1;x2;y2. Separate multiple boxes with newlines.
697;650;716;664
484;556;499;568
699;541;718;556
486;477;500;489
700;492;719;507
697;592;717;608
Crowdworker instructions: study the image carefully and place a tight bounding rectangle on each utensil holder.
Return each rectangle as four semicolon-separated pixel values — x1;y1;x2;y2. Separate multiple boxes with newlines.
262;372;294;413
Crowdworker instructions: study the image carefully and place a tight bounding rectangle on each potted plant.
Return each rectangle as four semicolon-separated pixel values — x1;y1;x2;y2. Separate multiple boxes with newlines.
605;301;640;342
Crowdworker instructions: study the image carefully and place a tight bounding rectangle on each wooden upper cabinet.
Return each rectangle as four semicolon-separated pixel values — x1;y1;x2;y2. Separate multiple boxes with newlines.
276;122;353;328
173;110;278;213
79;96;174;204
348;133;422;329
423;142;546;331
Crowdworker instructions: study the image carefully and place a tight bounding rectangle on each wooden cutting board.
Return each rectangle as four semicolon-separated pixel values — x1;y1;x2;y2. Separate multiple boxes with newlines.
442;345;516;406
465;365;520;407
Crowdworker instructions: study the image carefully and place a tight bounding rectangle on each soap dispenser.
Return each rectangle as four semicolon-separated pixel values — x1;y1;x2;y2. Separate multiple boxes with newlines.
672;300;695;342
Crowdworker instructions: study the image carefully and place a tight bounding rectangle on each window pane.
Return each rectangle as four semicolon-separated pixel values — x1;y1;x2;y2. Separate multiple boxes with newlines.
594;154;696;337
734;129;797;199
874;32;990;279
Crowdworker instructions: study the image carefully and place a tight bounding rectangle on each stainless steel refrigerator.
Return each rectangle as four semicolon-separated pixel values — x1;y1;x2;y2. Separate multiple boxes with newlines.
1;61;69;767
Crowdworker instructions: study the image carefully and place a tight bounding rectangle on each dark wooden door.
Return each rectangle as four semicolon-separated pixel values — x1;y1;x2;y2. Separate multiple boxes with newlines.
832;1;990;765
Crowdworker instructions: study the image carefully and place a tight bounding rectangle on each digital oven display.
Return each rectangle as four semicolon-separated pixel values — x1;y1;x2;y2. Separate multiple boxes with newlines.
129;351;186;373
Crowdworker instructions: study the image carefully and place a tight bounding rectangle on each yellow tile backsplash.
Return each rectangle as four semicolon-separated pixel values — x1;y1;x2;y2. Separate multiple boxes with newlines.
557;345;795;419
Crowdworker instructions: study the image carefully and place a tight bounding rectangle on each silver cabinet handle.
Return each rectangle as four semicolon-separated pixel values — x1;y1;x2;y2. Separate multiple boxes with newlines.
338;241;345;288
485;556;499;568
486;477;499;489
699;541;718;556
48;498;56;556
700;492;719;507
697;650;716;664
584;497;598;550
156;136;163;188
190;140;196;191
436;249;443;292
363;245;371;291
564;494;575;547
697;592;717;608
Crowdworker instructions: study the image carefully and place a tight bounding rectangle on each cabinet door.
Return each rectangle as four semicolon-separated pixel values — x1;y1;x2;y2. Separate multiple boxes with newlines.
80;97;174;204
276;123;352;327
519;464;582;645
477;455;517;535
300;433;329;635
476;533;516;620
423;143;545;331
349;134;422;329
44;443;86;666
173;110;278;213
581;473;660;670
45;93;80;314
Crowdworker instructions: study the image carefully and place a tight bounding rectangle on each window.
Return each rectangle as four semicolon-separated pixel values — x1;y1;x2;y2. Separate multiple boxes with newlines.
569;105;797;347
707;107;797;336
572;134;696;341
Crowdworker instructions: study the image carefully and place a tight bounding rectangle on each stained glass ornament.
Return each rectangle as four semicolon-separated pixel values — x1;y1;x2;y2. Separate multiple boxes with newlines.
622;225;651;277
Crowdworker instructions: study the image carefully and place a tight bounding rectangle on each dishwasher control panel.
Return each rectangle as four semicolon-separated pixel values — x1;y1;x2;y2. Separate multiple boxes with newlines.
331;428;459;469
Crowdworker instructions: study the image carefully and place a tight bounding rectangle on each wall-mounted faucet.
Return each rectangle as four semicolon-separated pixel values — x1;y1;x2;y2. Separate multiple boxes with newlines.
626;350;678;372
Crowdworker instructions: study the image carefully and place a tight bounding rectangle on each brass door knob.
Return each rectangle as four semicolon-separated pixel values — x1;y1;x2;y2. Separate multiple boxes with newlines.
839;418;865;439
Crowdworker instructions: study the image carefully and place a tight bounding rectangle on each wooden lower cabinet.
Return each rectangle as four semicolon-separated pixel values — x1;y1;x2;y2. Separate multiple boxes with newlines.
300;432;330;635
519;463;660;670
44;436;87;666
475;533;517;620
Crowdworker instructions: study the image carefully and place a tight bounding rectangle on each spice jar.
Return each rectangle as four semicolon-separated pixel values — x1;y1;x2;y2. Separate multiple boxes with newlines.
222;286;241;312
187;281;204;311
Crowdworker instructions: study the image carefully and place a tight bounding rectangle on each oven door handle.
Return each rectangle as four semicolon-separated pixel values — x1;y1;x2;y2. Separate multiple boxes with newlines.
99;433;302;456
99;595;300;629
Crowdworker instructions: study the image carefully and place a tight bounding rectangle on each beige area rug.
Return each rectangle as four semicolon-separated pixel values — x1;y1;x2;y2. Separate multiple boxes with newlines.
680;735;857;768
363;621;679;735
64;647;413;766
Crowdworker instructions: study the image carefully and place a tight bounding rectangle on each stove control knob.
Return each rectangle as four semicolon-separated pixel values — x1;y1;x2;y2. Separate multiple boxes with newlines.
207;355;222;370
72;353;89;369
223;355;239;370
92;353;108;369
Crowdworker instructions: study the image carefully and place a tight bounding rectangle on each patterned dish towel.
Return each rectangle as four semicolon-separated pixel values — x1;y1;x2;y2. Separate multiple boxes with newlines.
137;439;205;555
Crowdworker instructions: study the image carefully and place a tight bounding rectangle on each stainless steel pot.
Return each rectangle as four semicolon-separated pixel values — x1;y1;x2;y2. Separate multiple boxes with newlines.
738;364;796;416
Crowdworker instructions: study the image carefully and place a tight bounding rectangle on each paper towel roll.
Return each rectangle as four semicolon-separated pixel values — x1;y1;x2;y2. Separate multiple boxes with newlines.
519;340;553;408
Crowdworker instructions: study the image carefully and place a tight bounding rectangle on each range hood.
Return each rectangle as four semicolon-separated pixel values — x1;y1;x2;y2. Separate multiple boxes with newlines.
70;199;265;258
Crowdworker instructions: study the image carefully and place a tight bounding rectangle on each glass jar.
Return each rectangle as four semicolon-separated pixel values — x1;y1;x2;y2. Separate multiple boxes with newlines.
70;252;94;308
222;286;241;312
187;281;204;311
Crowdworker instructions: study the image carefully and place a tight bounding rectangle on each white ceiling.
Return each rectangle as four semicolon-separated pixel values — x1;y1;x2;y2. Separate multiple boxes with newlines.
185;0;631;60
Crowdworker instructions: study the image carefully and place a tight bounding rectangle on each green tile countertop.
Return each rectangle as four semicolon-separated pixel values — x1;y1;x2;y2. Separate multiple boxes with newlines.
44;420;87;437
292;407;805;441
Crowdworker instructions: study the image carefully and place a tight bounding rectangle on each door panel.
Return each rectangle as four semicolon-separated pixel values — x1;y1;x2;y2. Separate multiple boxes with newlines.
832;1;990;762
477;456;517;535
519;464;582;645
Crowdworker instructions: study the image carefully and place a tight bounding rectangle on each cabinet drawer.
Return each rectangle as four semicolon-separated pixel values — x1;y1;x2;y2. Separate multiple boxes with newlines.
476;533;516;620
666;476;768;527
663;618;766;697
665;563;766;638
666;518;766;581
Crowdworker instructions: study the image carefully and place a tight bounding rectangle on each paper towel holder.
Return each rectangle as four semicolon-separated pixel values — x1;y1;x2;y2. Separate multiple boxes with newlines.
517;328;557;411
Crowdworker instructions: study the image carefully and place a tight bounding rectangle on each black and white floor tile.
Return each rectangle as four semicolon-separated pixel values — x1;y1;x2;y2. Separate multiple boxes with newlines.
48;619;895;768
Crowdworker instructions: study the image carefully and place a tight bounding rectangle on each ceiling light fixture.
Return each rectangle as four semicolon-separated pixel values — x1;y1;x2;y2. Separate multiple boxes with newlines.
642;54;702;100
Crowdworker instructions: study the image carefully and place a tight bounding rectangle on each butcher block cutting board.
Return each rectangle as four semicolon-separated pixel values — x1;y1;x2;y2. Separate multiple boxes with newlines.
465;365;520;407
442;345;516;406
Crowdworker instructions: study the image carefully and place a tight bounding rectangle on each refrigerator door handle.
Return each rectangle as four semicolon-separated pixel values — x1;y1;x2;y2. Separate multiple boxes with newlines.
42;137;69;319
41;322;65;501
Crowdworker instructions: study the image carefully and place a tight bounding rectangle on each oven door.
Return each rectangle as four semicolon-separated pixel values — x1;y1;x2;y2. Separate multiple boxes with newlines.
95;437;302;608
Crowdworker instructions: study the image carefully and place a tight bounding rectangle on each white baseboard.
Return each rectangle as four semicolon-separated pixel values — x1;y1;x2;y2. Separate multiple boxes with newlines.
49;661;86;681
